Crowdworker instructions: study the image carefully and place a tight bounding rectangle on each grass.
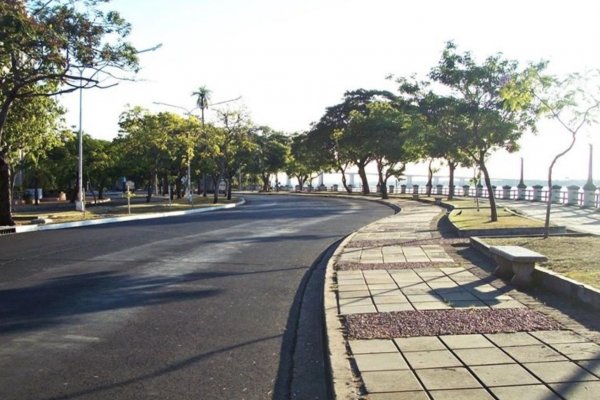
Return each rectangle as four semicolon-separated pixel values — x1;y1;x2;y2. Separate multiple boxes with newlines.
13;195;239;225
484;236;600;290
434;197;545;230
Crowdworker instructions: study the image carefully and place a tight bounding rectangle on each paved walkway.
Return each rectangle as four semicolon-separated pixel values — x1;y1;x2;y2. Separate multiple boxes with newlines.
497;199;600;235
330;200;600;400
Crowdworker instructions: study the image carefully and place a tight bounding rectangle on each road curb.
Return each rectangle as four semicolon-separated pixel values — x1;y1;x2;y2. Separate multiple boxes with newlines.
11;199;245;234
324;230;360;400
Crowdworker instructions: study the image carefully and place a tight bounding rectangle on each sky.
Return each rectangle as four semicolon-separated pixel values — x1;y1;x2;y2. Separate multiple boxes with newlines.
60;0;600;182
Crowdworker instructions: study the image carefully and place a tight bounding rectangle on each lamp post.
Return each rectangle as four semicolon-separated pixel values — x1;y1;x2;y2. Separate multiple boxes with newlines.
75;67;85;212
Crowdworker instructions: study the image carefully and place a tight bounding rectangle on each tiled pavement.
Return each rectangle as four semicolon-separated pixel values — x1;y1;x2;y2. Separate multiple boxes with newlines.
332;200;600;400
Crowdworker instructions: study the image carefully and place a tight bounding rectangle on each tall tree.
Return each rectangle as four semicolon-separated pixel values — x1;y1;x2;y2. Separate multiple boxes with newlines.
286;133;322;191
248;127;291;191
0;0;139;225
192;86;211;125
346;101;420;199
419;93;473;200
308;89;397;194
430;42;537;221
506;68;600;237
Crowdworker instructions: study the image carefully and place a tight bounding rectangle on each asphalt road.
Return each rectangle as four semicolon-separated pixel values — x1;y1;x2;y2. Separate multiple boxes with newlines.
0;194;391;400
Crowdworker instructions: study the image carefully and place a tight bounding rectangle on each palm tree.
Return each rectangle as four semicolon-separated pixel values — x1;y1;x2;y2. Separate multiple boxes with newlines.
192;86;211;126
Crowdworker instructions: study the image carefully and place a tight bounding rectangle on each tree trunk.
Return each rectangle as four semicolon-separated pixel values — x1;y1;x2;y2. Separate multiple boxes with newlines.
447;161;456;200
377;161;388;200
261;172;270;192
544;133;577;238
426;159;433;197
0;152;14;226
357;159;370;195
479;160;498;222
212;174;220;204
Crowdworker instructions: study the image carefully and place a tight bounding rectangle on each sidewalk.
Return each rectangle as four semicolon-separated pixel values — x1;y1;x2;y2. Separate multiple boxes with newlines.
498;199;600;235
327;199;600;400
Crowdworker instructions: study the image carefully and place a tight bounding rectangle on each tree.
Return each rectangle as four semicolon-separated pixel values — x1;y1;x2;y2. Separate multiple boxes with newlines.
213;108;255;201
1;92;63;198
0;0;139;225
248;127;291;191
418;93;473;200
308;89;397;194
430;42;538;221
286;133;322;191
192;86;211;125
346;101;420;199
508;68;600;237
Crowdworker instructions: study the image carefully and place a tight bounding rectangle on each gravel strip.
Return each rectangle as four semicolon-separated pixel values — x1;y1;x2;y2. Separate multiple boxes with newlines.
336;262;455;271
344;309;563;339
347;238;469;248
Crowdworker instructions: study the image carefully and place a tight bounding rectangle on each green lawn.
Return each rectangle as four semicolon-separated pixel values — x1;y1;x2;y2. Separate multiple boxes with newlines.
483;236;600;289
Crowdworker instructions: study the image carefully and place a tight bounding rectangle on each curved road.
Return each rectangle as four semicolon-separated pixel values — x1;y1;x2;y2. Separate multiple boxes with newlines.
0;195;391;400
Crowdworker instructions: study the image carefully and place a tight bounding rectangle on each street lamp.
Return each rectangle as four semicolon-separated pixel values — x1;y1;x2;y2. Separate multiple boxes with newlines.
74;43;162;213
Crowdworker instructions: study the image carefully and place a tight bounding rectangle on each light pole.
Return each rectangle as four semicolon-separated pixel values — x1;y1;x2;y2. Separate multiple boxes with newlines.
75;67;85;212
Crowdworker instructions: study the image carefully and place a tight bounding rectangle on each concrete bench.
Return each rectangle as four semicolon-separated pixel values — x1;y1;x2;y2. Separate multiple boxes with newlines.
434;196;443;205
489;245;547;288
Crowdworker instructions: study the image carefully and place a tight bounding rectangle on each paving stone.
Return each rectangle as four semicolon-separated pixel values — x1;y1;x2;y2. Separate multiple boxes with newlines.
503;345;568;363
550;342;600;361
454;347;515;365
440;334;494;349
354;352;409;371
339;304;377;314
489;385;562;400
376;303;415;312
416;367;481;390
471;364;541;386
369;391;429;400
523;361;599;383
448;300;489;309
349;339;398;354
368;283;400;290
372;295;409;304
550;381;600;400
434;286;467;295
361;370;422;392
337;284;369;292
487;300;527;309
412;301;451;310
430;388;494;400
338;290;371;299
530;330;590;344
485;332;542;347
400;284;431;293
404;349;462;369
371;289;404;297
338;297;374;306
394;336;446;352
578;360;600;376
406;294;443;302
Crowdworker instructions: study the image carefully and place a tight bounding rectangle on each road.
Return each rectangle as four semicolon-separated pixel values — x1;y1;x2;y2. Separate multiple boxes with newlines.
0;194;391;400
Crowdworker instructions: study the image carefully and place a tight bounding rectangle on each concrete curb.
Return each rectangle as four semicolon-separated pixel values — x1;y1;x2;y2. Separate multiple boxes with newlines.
470;236;600;310
12;199;246;234
324;231;360;400
322;194;406;399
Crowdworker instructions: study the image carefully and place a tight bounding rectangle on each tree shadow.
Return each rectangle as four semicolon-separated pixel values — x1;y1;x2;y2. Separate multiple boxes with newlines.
0;265;306;335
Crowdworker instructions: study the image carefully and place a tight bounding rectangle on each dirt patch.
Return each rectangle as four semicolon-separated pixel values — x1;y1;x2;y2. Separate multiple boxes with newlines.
344;309;563;339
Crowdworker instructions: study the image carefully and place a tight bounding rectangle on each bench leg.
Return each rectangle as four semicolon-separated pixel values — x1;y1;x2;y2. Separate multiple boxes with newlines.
510;262;535;288
493;255;513;279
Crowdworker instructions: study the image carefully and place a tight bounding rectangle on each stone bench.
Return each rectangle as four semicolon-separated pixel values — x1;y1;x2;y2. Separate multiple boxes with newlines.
489;245;547;287
434;196;443;205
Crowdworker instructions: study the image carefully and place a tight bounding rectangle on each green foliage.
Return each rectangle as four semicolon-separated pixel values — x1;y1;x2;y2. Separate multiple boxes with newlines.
429;41;539;220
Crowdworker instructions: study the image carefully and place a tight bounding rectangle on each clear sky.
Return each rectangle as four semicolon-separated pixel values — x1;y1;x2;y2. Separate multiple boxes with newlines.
60;0;600;182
